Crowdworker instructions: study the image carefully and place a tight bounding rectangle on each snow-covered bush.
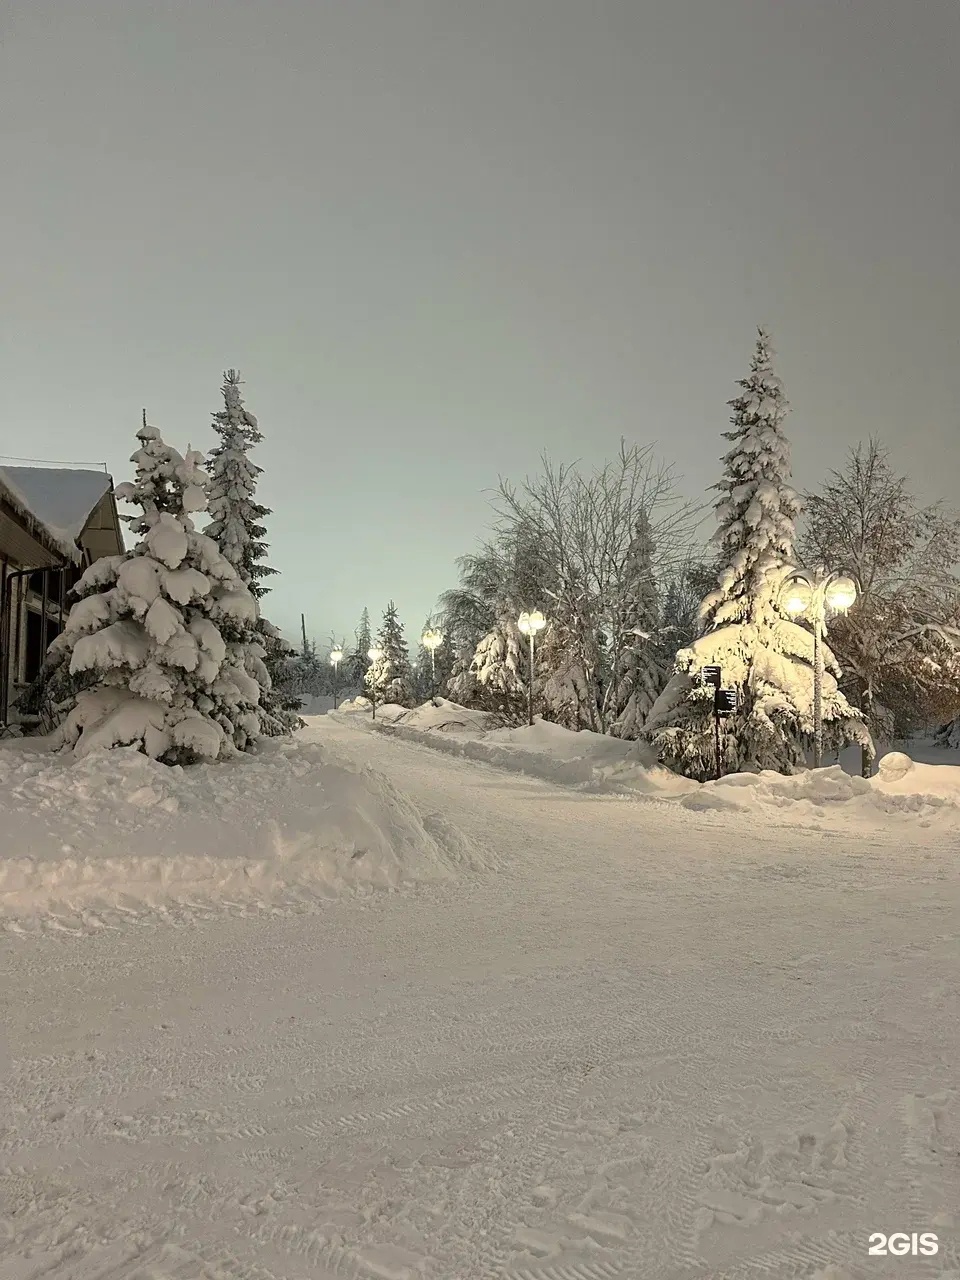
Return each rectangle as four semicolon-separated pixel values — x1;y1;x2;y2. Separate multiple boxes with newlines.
50;421;262;764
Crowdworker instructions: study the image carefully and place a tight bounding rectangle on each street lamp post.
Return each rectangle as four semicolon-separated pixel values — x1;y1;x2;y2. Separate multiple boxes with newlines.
421;628;444;697
329;645;343;711
517;610;547;728
367;645;384;721
782;568;858;768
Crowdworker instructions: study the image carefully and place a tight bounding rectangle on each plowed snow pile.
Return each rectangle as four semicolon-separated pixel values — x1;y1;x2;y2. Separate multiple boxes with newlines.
333;698;695;796
334;701;960;823
0;735;480;929
684;750;960;824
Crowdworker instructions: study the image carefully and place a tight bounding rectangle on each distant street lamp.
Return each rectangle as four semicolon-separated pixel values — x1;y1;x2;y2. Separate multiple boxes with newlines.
329;645;344;711
781;568;858;768
367;644;384;721
517;609;547;727
421;628;444;696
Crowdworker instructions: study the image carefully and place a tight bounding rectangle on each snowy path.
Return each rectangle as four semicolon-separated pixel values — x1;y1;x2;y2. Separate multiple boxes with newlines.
2;718;959;1279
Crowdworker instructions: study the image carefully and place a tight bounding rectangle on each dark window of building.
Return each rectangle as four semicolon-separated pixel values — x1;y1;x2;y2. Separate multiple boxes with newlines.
24;608;44;684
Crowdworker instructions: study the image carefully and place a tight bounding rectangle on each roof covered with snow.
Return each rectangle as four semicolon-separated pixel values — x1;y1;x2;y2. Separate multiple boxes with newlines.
0;466;113;564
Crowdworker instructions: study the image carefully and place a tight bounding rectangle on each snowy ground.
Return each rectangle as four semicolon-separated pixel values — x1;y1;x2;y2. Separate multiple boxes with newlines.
2;715;959;1279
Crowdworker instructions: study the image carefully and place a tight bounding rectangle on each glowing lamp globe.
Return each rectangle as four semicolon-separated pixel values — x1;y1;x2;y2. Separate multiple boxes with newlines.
368;645;383;663
783;581;812;616
422;629;444;652
330;647;344;667
825;576;857;612
518;609;547;637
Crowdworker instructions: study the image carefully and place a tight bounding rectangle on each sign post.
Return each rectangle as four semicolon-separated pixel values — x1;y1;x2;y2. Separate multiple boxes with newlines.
713;685;738;779
699;666;737;780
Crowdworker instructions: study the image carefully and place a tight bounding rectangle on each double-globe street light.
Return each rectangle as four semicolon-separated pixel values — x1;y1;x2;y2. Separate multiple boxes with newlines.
329;645;344;711
517;609;547;728
367;644;384;720
421;628;444;697
781;568;857;768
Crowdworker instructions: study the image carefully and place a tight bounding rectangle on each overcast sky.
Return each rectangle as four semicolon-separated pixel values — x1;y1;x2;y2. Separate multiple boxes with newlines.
2;0;957;649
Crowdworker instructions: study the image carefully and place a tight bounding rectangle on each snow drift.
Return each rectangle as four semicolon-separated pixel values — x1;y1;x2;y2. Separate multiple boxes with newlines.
0;734;482;932
334;700;960;825
679;750;960;825
332;698;696;797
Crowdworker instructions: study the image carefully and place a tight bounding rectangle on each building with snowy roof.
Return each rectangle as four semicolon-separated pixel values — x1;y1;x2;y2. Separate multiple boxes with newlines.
0;465;124;727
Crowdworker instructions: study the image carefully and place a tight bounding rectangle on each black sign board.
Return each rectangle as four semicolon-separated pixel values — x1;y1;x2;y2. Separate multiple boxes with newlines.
714;687;738;715
701;665;722;688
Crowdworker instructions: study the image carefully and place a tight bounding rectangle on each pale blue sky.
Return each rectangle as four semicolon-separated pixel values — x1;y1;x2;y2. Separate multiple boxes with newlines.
1;0;957;649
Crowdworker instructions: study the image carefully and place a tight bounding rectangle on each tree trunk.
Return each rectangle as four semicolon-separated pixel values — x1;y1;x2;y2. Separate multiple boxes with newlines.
860;679;873;778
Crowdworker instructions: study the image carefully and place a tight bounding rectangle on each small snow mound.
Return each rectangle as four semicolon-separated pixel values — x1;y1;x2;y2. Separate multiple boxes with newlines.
877;750;914;781
0;733;484;931
391;698;497;735
680;789;739;812
336;696;371;712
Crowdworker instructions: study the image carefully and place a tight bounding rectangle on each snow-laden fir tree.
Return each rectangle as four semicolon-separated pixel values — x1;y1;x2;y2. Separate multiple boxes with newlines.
412;624;433;704
609;514;664;739
50;420;261;763
349;607;373;686
469;609;530;718
206;369;274;592
365;601;414;707
204;369;300;735
411;617;449;703
292;632;326;697
537;593;598;730
655;559;716;667
449;526;553;720
643;329;872;779
699;330;801;632
439;547;502;706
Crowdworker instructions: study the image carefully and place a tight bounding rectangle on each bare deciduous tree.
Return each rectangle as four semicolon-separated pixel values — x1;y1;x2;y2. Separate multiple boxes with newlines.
802;439;960;764
488;441;706;732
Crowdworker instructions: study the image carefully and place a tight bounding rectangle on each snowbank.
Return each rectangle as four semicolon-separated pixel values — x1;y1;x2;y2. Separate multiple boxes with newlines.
680;751;960;825
384;698;498;735
297;690;362;716
0;734;483;932
333;699;696;798
335;702;960;825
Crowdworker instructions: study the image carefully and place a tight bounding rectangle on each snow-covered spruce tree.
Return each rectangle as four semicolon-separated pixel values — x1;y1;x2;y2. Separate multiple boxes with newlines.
349;607;373;687
438;545;502;706
655;558;716;668
538;592;599;731
365;601;414;707
206;369;273;591
610;514;664;739
204;369;301;735
50;421;261;763
443;526;554;720
469;609;530;718
294;635;326;697
411;617;446;703
643;329;871;779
